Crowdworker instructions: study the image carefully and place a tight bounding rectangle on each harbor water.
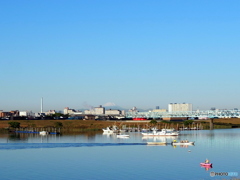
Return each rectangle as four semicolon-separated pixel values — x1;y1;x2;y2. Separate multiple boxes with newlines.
0;128;240;180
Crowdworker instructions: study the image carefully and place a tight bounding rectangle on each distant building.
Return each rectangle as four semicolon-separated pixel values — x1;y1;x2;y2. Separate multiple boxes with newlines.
168;103;192;112
19;111;33;117
152;109;167;113
64;107;76;115
45;110;56;115
129;107;138;113
9;110;19;116
105;109;121;115
84;105;105;115
156;106;160;109
0;110;19;118
94;105;105;115
19;111;28;116
0;111;11;118
84;110;92;114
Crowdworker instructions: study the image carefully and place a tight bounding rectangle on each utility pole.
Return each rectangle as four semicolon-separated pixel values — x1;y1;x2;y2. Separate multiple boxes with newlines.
41;97;43;113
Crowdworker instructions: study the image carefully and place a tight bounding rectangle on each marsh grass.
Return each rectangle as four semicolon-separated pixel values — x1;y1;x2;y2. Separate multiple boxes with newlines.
0;118;240;132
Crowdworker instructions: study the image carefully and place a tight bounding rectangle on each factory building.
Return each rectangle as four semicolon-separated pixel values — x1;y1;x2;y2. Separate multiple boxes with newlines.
105;109;121;115
94;105;105;115
152;109;167;113
64;107;76;115
168;103;192;112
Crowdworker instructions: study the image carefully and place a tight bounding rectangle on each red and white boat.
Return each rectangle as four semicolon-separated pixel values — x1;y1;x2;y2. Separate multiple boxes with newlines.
200;163;212;166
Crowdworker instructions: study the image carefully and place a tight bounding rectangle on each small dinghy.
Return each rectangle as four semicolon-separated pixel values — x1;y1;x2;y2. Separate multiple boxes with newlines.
147;142;167;145
200;163;212;166
39;131;48;135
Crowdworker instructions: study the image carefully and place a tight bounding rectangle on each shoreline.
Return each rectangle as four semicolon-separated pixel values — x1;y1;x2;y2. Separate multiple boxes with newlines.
0;118;240;132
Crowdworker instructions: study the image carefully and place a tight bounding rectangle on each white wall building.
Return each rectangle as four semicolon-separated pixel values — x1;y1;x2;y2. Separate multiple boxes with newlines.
84;105;105;115
64;107;76;115
84;110;92;114
94;105;105;115
45;110;56;115
19;111;28;116
152;109;167;113
105;109;121;115
19;111;34;117
168;103;192;112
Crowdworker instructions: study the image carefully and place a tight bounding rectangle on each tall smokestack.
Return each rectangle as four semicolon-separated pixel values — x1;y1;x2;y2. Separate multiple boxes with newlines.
41;97;43;113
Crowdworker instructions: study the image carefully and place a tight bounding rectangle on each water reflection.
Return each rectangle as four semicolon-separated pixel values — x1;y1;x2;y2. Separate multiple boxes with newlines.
171;145;194;149
8;134;28;142
1;129;240;146
1;129;240;180
0;142;147;150
142;136;176;142
102;132;114;137
200;164;212;171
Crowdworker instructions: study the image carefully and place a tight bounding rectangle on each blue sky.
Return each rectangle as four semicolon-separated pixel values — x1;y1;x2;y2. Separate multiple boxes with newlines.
1;0;240;112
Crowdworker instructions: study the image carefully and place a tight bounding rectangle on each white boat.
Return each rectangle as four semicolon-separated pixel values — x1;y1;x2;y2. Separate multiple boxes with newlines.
102;126;119;133
117;134;130;138
102;127;114;133
39;131;48;135
141;128;150;132
142;128;179;136
172;142;194;145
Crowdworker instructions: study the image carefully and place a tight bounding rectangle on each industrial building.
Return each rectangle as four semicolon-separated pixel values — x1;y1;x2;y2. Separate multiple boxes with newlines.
64;107;76;115
94;105;105;115
152;109;167;113
105;109;121;115
0;110;20;119
168;103;193;112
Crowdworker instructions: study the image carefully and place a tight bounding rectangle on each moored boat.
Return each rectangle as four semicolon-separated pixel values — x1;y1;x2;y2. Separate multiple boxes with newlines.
172;142;194;145
141;128;150;132
39;131;48;135
147;142;167;145
102;125;118;133
102;127;114;133
142;128;179;136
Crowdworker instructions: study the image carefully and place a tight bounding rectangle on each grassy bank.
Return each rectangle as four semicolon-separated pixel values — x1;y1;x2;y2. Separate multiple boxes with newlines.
201;118;240;129
1;118;240;132
0;120;115;132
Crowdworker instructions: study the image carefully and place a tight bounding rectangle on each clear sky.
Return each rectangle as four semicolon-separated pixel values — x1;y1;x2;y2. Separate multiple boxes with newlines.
1;0;240;112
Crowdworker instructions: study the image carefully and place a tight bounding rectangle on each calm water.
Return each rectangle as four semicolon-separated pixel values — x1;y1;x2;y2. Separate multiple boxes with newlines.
0;129;240;180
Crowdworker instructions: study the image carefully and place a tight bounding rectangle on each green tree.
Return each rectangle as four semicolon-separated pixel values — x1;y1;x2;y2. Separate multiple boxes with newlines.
51;113;63;118
8;122;21;128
